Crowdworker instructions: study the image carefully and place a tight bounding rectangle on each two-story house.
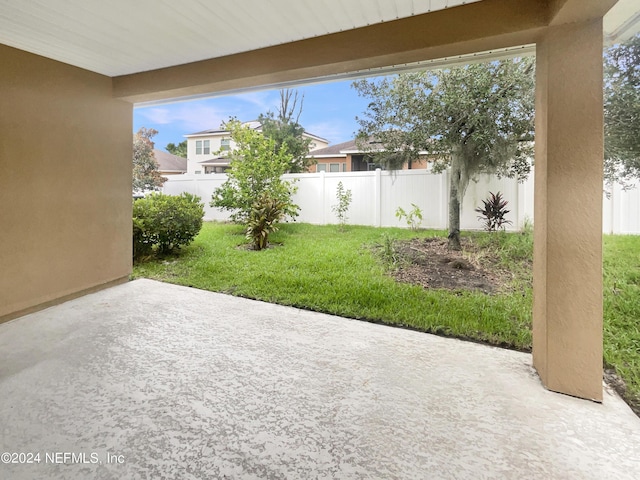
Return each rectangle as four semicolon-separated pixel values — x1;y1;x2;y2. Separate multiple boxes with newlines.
185;120;328;174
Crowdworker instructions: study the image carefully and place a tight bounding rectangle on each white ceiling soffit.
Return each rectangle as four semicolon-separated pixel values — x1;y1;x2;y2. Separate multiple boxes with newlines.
604;0;640;44
0;0;481;77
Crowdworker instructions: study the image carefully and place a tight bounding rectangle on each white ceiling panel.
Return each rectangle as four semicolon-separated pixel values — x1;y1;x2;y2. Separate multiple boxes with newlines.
604;0;640;43
0;0;637;78
0;0;481;76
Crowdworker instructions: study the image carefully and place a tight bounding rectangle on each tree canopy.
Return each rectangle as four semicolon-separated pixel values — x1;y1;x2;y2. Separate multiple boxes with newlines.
133;127;166;193
258;89;314;173
353;57;535;248
166;140;187;158
604;33;640;188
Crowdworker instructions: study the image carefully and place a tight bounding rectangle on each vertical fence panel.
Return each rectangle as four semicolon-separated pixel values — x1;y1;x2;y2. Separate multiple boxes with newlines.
614;181;640;234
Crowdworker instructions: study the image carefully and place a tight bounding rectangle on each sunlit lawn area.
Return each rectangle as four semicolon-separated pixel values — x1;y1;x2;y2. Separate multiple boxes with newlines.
132;222;640;412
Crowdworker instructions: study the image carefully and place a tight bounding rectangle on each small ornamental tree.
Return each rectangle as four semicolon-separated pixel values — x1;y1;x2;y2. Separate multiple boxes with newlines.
133;127;166;193
395;204;423;231
353;57;535;249
210;119;299;225
331;181;353;230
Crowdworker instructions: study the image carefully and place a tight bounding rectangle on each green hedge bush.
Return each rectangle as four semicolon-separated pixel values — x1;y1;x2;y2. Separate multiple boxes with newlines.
133;192;204;260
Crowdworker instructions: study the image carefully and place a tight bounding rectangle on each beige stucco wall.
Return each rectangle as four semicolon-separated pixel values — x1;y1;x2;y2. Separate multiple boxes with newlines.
0;44;133;322
533;20;604;401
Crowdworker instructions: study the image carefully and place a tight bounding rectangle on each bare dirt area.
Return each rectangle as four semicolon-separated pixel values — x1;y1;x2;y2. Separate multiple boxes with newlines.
389;236;524;294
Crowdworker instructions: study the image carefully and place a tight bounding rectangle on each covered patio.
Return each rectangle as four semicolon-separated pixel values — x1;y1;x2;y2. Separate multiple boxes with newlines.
1;279;639;478
2;0;640;476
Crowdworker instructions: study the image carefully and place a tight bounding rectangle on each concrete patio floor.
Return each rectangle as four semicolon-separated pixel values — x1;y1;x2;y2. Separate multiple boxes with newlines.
1;279;639;479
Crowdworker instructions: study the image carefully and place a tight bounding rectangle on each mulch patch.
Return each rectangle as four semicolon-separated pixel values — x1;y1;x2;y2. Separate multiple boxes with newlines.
391;236;515;294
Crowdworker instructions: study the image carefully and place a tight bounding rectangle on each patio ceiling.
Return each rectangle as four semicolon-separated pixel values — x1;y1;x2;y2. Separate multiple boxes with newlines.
0;0;638;80
0;0;481;77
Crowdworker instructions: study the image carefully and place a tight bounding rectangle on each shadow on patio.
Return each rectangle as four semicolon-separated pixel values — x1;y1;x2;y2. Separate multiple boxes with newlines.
1;279;639;479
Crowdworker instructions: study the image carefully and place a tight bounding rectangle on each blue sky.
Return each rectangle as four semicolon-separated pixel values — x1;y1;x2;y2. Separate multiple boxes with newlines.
133;79;373;152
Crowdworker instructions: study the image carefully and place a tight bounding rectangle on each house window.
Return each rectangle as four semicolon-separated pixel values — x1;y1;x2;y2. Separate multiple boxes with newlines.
342;163;347;172
195;170;202;174
317;164;327;172
196;140;210;155
220;138;230;151
329;163;340;172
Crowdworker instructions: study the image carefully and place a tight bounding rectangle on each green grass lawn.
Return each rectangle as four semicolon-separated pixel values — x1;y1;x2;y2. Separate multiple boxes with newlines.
603;234;640;409
132;221;640;412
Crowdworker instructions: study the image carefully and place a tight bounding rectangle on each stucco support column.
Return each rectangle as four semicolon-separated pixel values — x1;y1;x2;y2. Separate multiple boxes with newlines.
533;19;604;401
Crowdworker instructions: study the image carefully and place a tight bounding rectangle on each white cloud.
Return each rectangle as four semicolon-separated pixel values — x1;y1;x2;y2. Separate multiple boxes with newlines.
137;103;227;133
138;107;173;125
236;91;280;113
305;120;353;144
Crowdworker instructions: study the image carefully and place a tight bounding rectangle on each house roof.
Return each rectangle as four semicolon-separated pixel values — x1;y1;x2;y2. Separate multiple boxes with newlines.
307;138;386;157
187;121;262;137
198;158;230;166
185;120;327;144
153;149;187;173
308;139;357;157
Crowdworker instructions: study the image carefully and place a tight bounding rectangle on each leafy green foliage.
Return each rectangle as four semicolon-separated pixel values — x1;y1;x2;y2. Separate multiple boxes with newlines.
395;203;423;230
132;216;153;260
331;181;353;229
165;140;187;158
246;193;287;250
353;58;535;248
133;127;166;193
133;192;204;260
604;33;640;187
258;89;314;173
210;119;299;224
603;235;640;412
378;233;403;267
475;192;513;232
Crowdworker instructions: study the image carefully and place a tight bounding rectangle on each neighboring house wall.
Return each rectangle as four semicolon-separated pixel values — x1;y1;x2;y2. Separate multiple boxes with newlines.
0;44;132;322
185;122;328;174
186;132;235;174
309;140;431;172
313;155;349;172
306;136;329;152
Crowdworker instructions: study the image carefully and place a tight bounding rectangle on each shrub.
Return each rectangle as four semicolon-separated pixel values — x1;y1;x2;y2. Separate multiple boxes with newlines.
132;193;204;260
331;181;353;230
395;203;423;230
246;193;287;250
475;191;513;232
133;215;154;260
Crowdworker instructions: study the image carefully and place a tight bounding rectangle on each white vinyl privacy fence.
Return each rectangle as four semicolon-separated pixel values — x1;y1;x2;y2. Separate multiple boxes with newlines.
163;169;640;234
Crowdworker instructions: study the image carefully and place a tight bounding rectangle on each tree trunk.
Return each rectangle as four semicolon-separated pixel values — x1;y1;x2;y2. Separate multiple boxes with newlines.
448;151;468;250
